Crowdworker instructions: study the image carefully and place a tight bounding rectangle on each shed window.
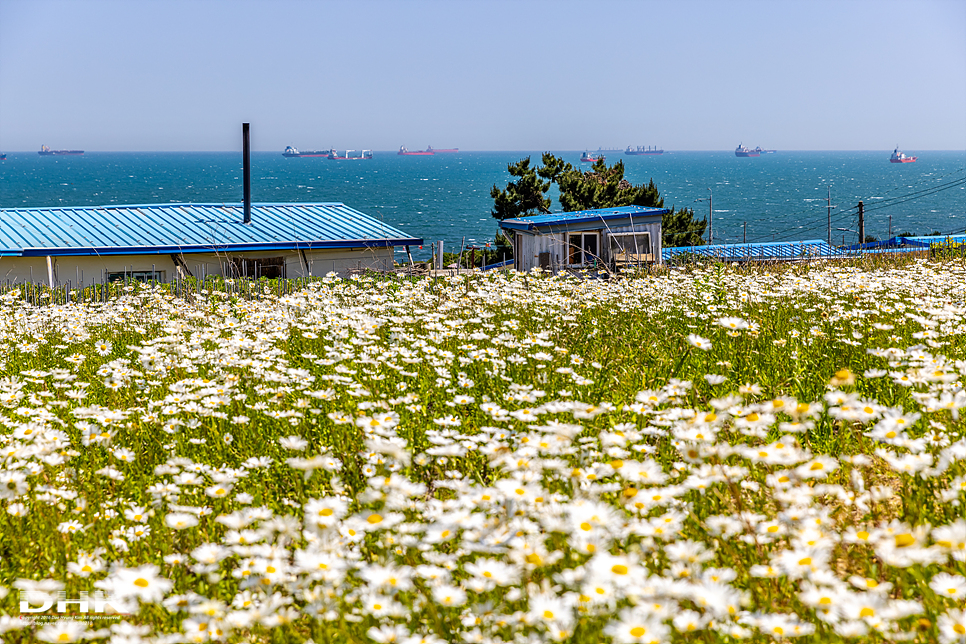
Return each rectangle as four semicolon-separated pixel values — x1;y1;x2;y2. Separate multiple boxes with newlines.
568;232;599;265
608;232;654;266
224;257;286;279
107;270;165;283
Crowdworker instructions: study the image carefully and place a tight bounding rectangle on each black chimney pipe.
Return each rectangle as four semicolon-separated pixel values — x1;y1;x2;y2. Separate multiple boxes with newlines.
243;123;252;224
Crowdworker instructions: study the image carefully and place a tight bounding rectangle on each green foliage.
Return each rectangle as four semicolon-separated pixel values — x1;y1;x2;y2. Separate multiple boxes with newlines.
663;205;707;247
489;157;552;222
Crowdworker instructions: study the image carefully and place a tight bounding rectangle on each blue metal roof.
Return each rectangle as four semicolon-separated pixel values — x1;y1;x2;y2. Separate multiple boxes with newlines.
0;203;422;256
662;239;851;262
844;234;966;251
499;206;666;231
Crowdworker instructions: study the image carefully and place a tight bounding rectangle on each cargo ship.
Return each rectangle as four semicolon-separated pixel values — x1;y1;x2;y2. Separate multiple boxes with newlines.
283;146;333;158
625;146;664;155
427;146;458;153
327;149;373;160
398;146;434;156
38;145;84;156
0;153;6;161
580;151;604;162
734;144;761;157
890;146;917;163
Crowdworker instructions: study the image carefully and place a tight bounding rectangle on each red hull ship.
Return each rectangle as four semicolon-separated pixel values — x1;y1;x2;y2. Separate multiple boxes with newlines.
890;147;917;163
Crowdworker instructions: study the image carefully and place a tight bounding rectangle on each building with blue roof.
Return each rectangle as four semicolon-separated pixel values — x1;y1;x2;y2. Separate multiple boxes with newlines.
0;202;422;286
498;206;667;271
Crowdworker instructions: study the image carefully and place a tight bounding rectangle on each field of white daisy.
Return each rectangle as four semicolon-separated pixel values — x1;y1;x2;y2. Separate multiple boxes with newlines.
1;259;965;644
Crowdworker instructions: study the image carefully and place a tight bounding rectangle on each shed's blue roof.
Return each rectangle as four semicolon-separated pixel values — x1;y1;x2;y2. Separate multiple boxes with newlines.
0;203;421;256
499;206;666;231
662;239;851;261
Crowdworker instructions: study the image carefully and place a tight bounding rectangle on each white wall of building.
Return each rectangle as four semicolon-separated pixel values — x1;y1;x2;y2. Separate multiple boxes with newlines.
0;247;397;286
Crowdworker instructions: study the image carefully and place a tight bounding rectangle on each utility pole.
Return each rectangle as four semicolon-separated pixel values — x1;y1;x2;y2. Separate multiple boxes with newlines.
743;221;747;244
858;201;865;246
827;185;831;247
889;215;892;239
708;188;713;245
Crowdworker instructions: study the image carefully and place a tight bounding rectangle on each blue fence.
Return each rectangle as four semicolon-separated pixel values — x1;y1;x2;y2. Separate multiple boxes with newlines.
662;239;852;263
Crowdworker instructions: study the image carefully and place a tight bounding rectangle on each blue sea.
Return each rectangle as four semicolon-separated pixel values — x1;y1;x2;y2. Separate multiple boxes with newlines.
1;150;963;260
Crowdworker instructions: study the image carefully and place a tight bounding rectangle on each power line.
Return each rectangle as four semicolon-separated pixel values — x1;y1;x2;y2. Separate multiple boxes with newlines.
860;166;966;203
861;177;966;214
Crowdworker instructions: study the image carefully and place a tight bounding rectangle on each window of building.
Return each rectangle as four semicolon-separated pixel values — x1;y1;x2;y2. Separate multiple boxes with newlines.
107;270;166;283
568;232;599;265
223;257;286;279
607;232;653;266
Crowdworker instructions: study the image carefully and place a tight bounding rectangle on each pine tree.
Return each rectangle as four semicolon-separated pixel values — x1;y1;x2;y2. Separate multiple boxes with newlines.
489;157;552;221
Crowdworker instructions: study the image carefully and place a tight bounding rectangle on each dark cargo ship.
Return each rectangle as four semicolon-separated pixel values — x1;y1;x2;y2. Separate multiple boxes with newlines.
38;145;83;156
625;146;664;155
282;146;333;158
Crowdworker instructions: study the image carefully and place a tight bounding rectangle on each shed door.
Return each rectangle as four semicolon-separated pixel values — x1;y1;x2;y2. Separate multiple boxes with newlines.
568;232;599;265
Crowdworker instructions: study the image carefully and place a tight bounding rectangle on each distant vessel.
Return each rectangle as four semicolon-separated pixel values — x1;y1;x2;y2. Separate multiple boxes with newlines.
38;145;83;156
890;146;917;163
625;146;664;156
427;146;458;153
581;151;604;163
327;149;373;160
735;144;761;157
283;146;332;158
0;153;6;161
398;146;434;156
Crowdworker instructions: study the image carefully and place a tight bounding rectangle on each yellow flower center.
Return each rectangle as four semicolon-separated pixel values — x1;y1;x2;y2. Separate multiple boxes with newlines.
134;578;149;588
894;533;915;548
367;514;383;524
611;564;628;575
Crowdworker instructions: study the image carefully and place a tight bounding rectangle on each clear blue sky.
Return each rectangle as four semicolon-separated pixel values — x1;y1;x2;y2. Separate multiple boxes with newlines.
1;0;963;151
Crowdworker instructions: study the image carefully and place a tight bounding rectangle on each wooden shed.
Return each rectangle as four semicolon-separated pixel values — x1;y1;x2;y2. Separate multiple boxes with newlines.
498;206;666;272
